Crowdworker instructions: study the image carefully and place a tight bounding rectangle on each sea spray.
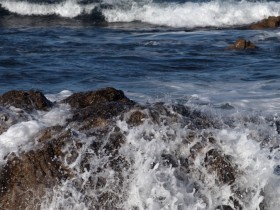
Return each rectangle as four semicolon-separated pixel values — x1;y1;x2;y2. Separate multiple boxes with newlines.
0;88;279;209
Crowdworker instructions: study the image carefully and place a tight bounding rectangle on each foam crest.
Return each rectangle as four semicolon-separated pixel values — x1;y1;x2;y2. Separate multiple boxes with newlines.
0;120;41;164
0;0;96;18
103;1;280;28
1;0;280;27
0;100;73;165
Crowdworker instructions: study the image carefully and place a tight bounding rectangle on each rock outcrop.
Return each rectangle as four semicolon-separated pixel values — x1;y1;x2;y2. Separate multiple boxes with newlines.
0;90;53;111
249;16;280;29
227;39;256;50
0;87;270;209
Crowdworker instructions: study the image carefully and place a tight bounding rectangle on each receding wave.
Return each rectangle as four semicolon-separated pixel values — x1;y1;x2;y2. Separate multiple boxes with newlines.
1;0;280;27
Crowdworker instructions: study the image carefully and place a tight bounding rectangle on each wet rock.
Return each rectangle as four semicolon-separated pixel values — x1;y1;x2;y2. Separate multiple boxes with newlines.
215;205;234;210
127;110;147;126
161;153;179;167
72;101;134;130
104;132;126;154
0;90;53;111
64;87;135;130
227;39;256;50
63;87;134;109
204;149;236;185
249;16;280;29
37;125;64;142
190;141;206;158
0;136;71;210
0;87;251;209
0;109;17;135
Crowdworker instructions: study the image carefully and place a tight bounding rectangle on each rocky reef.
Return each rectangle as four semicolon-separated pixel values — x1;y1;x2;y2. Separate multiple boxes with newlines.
0;87;277;210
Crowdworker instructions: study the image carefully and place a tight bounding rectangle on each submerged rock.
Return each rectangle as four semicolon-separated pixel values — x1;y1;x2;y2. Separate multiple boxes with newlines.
0;90;53;111
227;39;256;50
249;16;280;29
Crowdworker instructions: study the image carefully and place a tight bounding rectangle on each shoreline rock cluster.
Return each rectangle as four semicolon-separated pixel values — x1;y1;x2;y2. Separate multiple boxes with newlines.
227;15;280;50
0;87;273;209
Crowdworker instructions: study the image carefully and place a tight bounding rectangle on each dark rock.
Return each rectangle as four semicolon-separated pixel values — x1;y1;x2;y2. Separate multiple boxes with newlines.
63;87;134;109
127;110;147;126
64;87;135;130
104;132;126;154
161;154;179;167
0;136;71;209
0;90;53;111
204;149;236;185
215;205;234;210
0;87;255;209
190;142;205;158
227;39;256;50
37;125;64;142
72;101;134;130
249;16;280;29
0;5;10;17
0;109;16;135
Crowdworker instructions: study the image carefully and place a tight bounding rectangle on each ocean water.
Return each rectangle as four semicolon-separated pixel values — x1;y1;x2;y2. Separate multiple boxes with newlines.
1;0;280;209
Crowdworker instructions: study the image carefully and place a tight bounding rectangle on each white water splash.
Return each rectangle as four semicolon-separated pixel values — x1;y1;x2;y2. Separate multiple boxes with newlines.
1;0;280;27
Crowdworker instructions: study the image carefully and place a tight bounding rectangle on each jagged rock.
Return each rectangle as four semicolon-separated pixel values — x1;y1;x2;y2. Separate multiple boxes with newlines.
227;39;256;50
204;149;236;185
0;87;267;209
0;90;53;111
249;16;280;29
63;87;134;109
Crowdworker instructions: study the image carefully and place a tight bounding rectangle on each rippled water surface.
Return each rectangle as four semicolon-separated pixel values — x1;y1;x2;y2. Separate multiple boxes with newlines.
1;23;280;111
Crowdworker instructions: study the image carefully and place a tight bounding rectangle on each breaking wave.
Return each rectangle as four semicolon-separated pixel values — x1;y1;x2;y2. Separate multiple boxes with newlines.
1;89;280;209
1;0;280;28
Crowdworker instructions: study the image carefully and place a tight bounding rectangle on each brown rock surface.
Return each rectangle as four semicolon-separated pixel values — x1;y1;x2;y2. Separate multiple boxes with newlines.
227;39;256;50
0;90;53;111
64;87;135;130
0;134;71;210
249;16;280;29
204;149;236;185
0;87;268;209
127;110;147;126
63;87;134;109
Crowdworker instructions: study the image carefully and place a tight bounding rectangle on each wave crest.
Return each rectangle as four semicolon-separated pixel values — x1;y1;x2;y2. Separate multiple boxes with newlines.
0;0;280;28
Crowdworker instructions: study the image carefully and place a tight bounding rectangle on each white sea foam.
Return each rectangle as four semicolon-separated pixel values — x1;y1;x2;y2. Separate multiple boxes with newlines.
0;94;73;164
116;113;280;210
0;120;42;164
0;0;96;18
103;1;280;28
38;102;280;209
0;0;280;27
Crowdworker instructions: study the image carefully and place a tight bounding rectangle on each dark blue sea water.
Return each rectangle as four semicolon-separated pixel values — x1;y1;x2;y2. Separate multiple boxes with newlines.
1;1;280;209
0;0;280;111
